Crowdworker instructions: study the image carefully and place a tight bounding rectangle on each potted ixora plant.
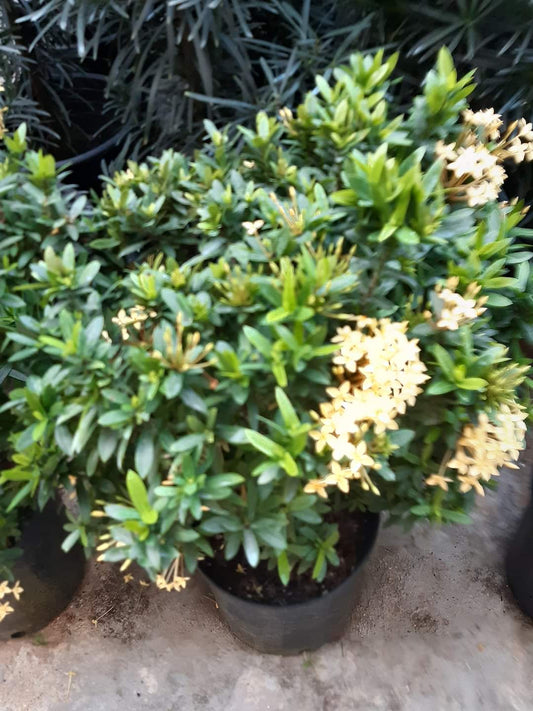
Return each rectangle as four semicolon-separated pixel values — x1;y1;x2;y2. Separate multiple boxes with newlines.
0;369;85;641
0;115;113;639
2;49;533;652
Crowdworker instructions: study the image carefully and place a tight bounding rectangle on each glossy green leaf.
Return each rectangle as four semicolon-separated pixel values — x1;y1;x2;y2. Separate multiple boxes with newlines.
126;470;158;525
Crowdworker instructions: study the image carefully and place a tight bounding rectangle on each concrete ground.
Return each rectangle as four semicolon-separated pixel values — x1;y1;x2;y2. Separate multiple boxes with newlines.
1;451;533;711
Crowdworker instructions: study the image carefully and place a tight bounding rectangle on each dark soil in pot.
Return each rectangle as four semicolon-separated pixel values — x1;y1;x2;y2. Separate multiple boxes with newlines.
0;500;85;641
202;512;374;605
199;510;380;654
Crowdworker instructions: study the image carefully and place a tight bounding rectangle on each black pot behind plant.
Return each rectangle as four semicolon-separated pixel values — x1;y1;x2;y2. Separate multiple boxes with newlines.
199;512;380;655
506;481;533;619
0;501;85;641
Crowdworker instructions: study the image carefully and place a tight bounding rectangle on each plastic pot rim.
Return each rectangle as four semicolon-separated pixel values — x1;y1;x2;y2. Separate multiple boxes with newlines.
198;511;380;611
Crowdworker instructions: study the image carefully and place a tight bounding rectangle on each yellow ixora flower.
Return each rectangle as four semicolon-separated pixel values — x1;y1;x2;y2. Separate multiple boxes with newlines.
155;556;190;592
303;478;330;499
306;317;429;498
0;580;11;600
242;219;265;236
9;581;23;602
462;108;503;141
430;277;487;331
150;312;214;373
437;109;533;207
0;601;14;622
112;305;157;341
425;473;453;491
448;404;527;496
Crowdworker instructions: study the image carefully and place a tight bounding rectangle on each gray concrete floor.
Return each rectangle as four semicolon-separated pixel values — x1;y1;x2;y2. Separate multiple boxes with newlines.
1;449;533;711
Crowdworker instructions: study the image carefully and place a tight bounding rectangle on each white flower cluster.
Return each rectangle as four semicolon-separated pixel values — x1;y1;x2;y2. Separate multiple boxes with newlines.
436;109;533;207
304;318;429;499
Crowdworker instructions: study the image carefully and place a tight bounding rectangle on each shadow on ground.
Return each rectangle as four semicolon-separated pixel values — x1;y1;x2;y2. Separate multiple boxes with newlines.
1;449;533;711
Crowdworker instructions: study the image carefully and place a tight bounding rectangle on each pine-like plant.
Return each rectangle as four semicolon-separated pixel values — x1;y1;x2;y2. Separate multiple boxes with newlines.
0;1;375;169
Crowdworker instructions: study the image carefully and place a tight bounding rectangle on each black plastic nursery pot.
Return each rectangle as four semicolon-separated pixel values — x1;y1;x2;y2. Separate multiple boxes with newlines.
506;485;533;619
0;501;85;641
199;512;380;655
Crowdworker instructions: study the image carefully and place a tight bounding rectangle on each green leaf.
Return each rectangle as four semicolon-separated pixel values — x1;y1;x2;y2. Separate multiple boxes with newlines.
280;452;299;477
161;372;183;399
126;470;158;525
388;430;415;448
254;527;286;549
458;377;487;391
201;516;242;533
169;433;204;453
277;552;291;585
256;111;270;140
315;75;332;101
395;227;420;245
71;408;97;454
442;510;471;524
181;389;208;415
243;529;260;567
425;380;456;396
331;189;357;207
61;530;81;553
484;277;517;289
312;549;326;581
224;532;241;560
54;425;73;455
432;344;455;381
243;326;271;358
135;430;155;478
104;504;138;521
437;46;454;77
486;294;513;307
98;410;132;427
7;482;32;512
98;429;119;463
245;430;284;459
275;387;299;429
205;473;244;489
410;504;432;516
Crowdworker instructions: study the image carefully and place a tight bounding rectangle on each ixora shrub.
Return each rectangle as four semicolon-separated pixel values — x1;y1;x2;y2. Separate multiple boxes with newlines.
1;50;533;612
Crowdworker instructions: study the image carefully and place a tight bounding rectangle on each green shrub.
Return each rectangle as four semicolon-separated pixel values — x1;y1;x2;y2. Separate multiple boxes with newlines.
1;49;532;588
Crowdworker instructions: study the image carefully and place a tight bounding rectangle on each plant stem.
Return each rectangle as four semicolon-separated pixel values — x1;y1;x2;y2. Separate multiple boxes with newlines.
361;245;390;309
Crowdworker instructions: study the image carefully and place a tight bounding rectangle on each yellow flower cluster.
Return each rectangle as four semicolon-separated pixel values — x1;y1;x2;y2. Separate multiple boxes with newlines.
269;186;304;236
430;277;487;331
151;313;214;372
155;557;190;592
304;318;429;499
462;108;503;141
111;305;157;341
446;404;527;496
0;580;24;623
436;109;533;207
242;219;264;236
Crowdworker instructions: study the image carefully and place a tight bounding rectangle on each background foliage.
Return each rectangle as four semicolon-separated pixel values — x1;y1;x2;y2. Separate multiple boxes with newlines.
354;0;533;221
4;0;533;213
0;0;375;172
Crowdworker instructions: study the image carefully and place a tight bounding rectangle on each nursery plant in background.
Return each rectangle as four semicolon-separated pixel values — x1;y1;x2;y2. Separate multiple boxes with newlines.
0;115;114;640
0;367;85;641
0;0;375;180
1;49;533;652
350;0;533;221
